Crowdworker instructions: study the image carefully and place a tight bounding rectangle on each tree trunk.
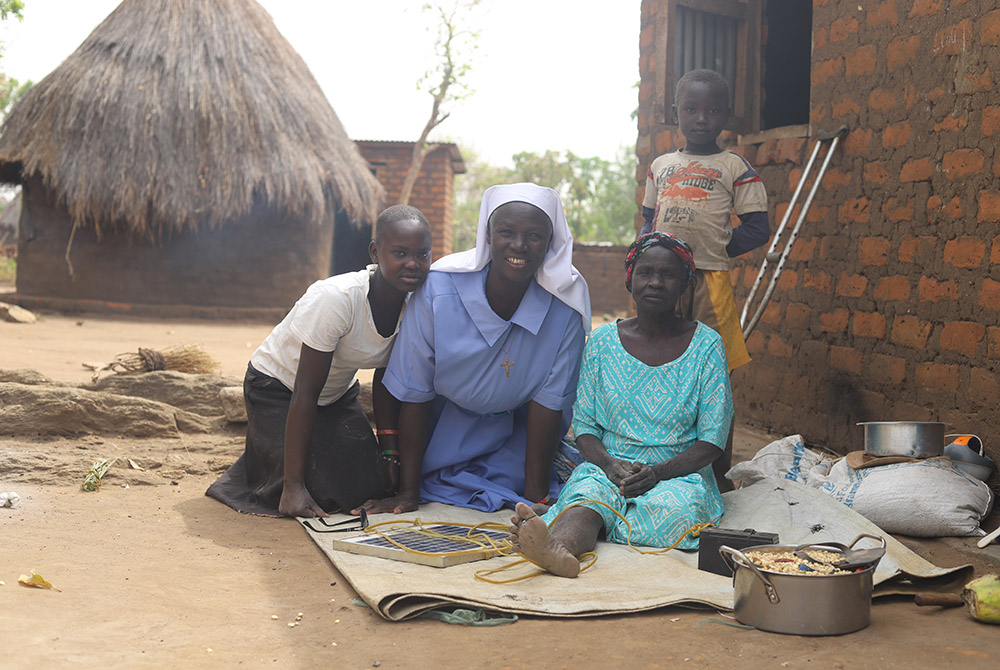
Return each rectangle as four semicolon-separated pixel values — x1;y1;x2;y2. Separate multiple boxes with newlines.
399;141;438;206
398;96;447;205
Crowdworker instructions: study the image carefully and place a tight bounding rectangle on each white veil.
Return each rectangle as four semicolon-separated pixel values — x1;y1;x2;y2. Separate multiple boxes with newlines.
431;183;592;332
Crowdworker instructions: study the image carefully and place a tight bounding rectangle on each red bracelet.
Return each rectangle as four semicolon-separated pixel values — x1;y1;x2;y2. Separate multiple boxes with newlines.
376;429;398;436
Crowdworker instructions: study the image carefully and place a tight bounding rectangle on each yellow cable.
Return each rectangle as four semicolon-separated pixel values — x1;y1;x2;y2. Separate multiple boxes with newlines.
347;501;713;584
474;550;599;584
473;500;714;584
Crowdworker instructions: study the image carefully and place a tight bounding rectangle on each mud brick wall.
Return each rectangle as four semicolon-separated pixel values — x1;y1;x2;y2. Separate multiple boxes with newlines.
638;0;1000;468
355;141;458;260
572;243;633;316
15;177;333;309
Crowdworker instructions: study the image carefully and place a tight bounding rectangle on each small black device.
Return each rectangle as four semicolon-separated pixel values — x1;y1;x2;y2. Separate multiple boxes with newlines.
697;527;779;577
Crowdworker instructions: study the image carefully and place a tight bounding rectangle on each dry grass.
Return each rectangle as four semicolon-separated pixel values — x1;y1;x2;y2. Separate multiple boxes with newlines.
105;344;221;377
0;0;383;237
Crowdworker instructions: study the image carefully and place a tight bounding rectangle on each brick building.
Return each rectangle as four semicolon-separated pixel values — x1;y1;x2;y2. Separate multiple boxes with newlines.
572;242;633;317
350;141;465;271
637;0;1000;470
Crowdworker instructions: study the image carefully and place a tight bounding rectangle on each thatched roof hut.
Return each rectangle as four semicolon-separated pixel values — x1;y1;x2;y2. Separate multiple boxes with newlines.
0;0;383;311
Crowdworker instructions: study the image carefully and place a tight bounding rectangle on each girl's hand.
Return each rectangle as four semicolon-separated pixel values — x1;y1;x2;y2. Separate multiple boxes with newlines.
382;460;400;495
353;490;419;515
619;462;658;498
278;483;329;518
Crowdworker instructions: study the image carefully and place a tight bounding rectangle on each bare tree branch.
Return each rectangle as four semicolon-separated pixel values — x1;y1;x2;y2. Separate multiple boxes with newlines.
398;1;479;205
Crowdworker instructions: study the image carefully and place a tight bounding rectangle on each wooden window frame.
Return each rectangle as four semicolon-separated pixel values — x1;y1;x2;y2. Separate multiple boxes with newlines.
653;0;762;134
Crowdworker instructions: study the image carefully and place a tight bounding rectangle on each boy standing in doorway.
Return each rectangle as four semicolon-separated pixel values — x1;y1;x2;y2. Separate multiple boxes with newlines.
640;68;769;491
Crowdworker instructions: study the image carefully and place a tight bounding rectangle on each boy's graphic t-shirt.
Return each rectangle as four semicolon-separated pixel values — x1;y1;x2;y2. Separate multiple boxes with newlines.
643;150;768;271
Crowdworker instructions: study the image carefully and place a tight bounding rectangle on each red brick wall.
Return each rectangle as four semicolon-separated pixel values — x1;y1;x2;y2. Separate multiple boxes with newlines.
638;0;1000;470
573;243;633;316
355;142;457;260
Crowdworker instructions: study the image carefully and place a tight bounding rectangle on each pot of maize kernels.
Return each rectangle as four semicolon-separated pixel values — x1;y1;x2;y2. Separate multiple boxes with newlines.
719;539;883;636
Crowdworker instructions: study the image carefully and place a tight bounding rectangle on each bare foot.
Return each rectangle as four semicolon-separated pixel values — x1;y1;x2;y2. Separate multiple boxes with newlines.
507;502;580;578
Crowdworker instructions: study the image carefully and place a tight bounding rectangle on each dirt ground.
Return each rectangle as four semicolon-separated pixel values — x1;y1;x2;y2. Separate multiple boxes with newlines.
2;299;999;669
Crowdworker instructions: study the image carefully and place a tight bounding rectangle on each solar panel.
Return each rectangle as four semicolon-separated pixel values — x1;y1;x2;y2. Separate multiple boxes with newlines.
329;524;510;568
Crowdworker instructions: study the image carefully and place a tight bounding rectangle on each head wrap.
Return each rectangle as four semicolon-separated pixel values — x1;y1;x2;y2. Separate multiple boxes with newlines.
432;183;592;332
624;231;696;292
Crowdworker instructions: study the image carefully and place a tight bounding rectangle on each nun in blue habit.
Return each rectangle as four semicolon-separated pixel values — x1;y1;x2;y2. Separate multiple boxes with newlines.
358;183;591;514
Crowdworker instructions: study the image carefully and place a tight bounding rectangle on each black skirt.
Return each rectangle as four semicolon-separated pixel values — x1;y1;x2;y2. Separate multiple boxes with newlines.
206;364;387;516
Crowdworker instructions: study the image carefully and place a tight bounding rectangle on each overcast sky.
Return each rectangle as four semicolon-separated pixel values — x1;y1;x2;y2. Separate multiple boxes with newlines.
0;0;641;167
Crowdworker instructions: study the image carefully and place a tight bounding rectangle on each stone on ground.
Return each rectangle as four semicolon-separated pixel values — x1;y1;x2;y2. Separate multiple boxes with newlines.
218;386;247;423
89;370;242;417
0;302;37;323
0;382;203;437
0;369;53;385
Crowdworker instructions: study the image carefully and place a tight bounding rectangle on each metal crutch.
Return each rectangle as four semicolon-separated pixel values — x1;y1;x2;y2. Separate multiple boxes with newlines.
740;125;848;339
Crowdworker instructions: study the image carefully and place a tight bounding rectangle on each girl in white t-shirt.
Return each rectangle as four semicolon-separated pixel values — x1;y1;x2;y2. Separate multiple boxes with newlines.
207;205;432;517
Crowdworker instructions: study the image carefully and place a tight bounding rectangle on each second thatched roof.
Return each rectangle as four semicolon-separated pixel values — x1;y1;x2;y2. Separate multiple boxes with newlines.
0;0;383;236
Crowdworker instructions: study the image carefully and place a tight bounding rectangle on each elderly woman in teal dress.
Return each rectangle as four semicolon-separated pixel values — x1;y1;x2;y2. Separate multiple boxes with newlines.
508;232;734;578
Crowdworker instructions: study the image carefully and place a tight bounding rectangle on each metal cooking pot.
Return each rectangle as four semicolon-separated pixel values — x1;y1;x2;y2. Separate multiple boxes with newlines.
720;534;885;636
857;421;947;458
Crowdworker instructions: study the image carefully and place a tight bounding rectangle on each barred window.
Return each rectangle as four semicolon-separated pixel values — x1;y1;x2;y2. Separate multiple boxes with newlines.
655;0;811;135
672;4;740;99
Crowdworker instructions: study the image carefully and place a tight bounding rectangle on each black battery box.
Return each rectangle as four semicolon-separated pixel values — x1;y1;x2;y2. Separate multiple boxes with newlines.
697;527;779;577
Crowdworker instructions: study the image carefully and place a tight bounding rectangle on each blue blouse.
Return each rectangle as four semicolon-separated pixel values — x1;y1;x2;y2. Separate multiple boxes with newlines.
383;266;586;511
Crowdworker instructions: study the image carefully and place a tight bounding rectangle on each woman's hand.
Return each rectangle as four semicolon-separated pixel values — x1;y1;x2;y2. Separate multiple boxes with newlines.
523;401;564;503
530;499;554;515
353;490;419;515
619;462;658;498
278;482;329;518
577;434;658;497
598;457;635;488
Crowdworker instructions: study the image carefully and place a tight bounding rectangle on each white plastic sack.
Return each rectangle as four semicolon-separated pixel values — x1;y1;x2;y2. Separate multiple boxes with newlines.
728;436;994;538
725;434;834;486
0;491;20;508
811;458;993;537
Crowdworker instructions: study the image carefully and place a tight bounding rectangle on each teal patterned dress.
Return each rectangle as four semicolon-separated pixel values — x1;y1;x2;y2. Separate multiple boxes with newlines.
541;321;734;550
